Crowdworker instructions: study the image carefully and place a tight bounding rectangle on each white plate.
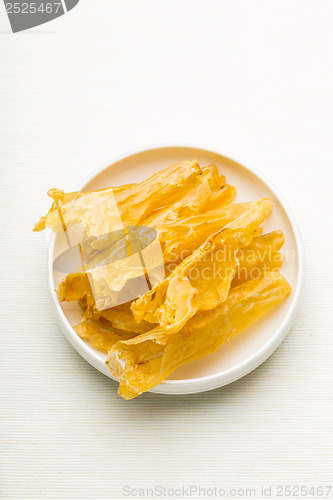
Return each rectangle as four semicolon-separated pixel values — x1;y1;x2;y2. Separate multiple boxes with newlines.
48;145;304;396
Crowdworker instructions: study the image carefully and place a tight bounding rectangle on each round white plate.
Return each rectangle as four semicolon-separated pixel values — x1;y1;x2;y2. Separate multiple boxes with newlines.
48;145;304;396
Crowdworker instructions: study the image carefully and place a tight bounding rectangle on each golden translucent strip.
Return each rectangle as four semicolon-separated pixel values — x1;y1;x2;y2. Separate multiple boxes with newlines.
55;200;257;305
85;195;248;276
57;272;92;303
131;199;273;332
106;272;292;399
200;184;236;213
232;253;283;287
143;165;226;226
33;160;202;236
131;231;238;330
160;199;262;265
74;320;138;352
232;230;286;287
82;302;153;334
58;273;152;333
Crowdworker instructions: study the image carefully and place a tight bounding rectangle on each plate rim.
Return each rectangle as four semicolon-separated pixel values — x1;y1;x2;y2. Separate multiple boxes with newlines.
47;144;304;395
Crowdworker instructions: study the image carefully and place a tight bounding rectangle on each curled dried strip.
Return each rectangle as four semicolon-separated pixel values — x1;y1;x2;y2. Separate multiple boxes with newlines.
33;160;202;236
74;320;138;352
55;200;256;305
106;272;292;399
200;184;236;213
82;302;153;334
143;165;226;226
232;230;286;287
131;199;273;333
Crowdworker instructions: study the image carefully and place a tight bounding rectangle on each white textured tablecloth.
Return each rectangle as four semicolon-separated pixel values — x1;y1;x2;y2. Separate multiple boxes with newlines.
1;1;332;499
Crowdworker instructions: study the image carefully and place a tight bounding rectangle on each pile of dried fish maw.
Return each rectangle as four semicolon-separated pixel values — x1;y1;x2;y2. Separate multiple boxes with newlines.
107;272;291;399
34;160;291;399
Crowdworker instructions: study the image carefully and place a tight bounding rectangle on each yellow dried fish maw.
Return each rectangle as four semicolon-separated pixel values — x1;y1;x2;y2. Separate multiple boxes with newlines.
131;230;238;331
83;302;153;334
233;253;284;287
74;320;137;352
57;199;272;318
57;272;93;304
58;269;153;332
33;187;126;236
107;272;291;399
200;184;236;212
160;203;252;265
56;200;257;305
33;160;201;236
56;237;158;308
85;198;251;284
131;199;273;332
232;231;286;287
223;198;273;244
240;230;286;257
143;165;225;227
161;199;270;264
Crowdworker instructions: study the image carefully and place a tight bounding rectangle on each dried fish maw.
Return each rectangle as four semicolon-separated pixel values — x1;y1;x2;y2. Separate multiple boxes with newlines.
107;272;291;399
143;165;225;227
131;199;273;332
87;198;252;279
58;268;152;333
83;302;153;334
74;320;137;352
57;200;272;321
56;200;256;305
131;230;239;331
160;199;268;264
232;230;286;287
33;160;201;236
200;184;236;212
57;272;92;304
